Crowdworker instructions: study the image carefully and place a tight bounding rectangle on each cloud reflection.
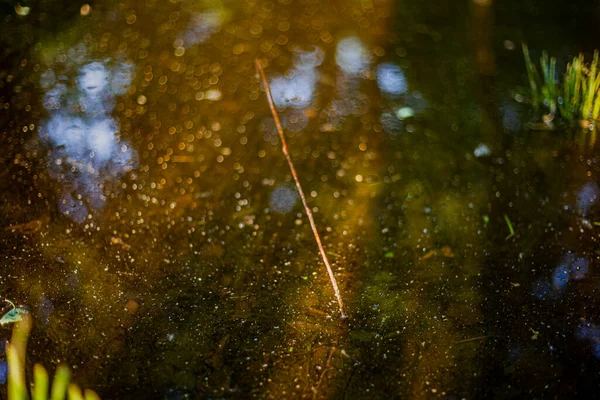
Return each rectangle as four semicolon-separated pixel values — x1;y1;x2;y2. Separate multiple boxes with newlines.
532;278;553;300
270;186;298;213
576;321;600;358
376;62;407;98
177;10;222;48
576;181;600;216
327;37;370;123
40;56;137;222
269;47;324;110
270;72;316;109
533;253;588;299
551;255;588;291
336;36;370;75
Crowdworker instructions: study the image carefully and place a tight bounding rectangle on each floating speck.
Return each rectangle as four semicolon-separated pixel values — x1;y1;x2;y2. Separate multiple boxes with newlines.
396;107;414;120
474;143;491;157
15;3;30;16
205;89;222;101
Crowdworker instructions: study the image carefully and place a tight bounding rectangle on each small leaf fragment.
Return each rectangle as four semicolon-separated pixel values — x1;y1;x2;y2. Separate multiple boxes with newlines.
0;308;28;325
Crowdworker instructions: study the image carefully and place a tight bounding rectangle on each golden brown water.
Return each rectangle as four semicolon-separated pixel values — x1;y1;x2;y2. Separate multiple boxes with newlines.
1;0;600;398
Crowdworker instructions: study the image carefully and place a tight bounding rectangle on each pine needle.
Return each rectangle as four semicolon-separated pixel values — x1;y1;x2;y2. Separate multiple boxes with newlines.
255;59;348;319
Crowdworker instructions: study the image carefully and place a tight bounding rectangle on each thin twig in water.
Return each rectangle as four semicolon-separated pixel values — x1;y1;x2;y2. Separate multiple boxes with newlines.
454;335;487;344
255;59;347;319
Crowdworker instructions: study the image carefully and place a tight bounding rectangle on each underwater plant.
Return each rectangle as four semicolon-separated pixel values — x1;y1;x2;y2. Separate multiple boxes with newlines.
5;312;100;400
523;43;600;129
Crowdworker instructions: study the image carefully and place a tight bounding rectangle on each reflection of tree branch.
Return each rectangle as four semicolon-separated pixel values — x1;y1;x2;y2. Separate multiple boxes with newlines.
471;0;503;148
472;0;495;76
312;347;336;400
341;364;357;400
255;59;347;319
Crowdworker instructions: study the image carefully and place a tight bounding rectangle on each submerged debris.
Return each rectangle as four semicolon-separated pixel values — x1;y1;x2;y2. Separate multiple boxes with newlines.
4;219;43;234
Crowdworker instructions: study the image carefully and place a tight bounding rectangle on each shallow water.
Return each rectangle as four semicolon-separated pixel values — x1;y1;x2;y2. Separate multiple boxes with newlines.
2;0;600;398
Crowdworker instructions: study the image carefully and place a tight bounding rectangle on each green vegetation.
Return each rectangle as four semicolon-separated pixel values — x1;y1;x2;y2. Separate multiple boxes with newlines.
6;314;100;400
504;214;515;240
523;43;600;128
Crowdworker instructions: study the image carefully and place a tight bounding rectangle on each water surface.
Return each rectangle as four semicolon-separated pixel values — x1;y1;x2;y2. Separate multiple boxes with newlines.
1;0;600;398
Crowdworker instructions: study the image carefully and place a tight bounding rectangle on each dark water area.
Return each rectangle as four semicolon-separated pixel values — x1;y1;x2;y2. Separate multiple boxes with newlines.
1;0;600;398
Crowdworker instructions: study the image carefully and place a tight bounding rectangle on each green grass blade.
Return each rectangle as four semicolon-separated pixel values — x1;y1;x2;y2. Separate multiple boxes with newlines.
5;311;101;400
504;214;515;240
523;43;542;109
522;46;600;124
583;52;597;119
7;343;28;400
7;315;32;400
50;365;71;400
83;390;101;400
540;52;554;112
592;51;600;120
549;56;557;113
560;62;572;119
593;96;600;120
574;55;583;117
67;384;84;400
33;364;50;400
